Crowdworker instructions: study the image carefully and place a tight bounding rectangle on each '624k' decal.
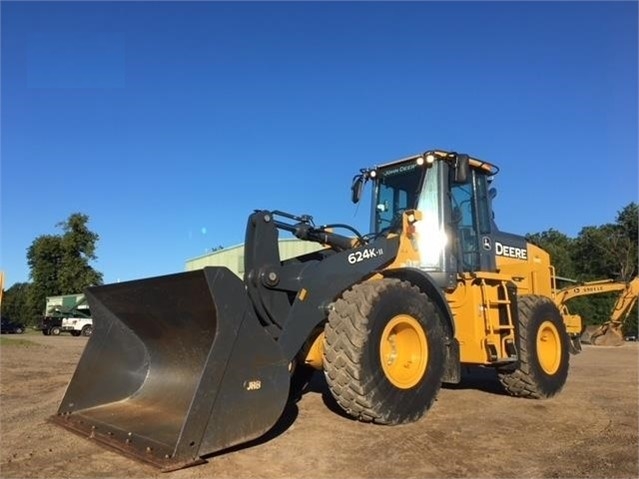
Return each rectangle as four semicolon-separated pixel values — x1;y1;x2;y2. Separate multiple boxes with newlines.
347;248;384;264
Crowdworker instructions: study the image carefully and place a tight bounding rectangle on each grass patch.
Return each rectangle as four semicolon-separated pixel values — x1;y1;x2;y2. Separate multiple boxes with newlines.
21;328;42;336
0;336;41;347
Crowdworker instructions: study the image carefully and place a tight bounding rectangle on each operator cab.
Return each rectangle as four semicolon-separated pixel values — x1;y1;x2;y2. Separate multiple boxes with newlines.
352;150;504;289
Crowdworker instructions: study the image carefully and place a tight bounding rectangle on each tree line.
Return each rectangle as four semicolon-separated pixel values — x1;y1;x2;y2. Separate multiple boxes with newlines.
1;205;637;334
2;213;102;326
526;202;638;336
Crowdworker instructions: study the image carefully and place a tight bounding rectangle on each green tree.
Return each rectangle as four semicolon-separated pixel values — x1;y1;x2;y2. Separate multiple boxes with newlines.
26;234;64;316
526;203;638;335
573;203;638;282
2;282;40;326
569;203;638;332
614;203;638;335
26;213;103;316
57;213;103;293
613;202;638;282
526;228;576;279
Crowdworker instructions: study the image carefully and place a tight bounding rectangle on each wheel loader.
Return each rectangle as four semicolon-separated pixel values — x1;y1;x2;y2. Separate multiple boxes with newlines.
51;149;578;471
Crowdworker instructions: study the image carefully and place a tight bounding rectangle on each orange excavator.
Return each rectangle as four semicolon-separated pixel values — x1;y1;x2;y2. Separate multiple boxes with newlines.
554;277;639;348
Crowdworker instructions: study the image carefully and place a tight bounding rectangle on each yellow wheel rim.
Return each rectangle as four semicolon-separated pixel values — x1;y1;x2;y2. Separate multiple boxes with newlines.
537;320;561;375
380;314;428;389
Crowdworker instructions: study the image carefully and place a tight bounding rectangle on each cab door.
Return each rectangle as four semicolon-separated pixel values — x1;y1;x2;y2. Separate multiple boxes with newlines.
450;169;496;272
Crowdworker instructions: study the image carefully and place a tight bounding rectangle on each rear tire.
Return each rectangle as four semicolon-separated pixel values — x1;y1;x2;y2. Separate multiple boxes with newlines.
50;327;61;336
324;278;446;425
498;295;569;398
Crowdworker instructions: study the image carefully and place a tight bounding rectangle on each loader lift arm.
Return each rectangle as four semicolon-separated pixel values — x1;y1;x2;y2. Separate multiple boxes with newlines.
242;209;368;335
243;209;400;355
51;209;401;471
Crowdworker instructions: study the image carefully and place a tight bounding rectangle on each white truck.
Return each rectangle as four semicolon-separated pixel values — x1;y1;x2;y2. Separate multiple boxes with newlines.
61;314;93;337
42;309;93;336
41;294;93;337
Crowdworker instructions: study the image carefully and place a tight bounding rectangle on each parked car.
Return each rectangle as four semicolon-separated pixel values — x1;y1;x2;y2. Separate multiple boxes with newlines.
40;315;63;336
1;317;26;334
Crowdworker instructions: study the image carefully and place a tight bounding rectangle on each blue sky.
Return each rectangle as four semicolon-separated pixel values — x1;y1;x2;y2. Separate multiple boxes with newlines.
2;1;637;288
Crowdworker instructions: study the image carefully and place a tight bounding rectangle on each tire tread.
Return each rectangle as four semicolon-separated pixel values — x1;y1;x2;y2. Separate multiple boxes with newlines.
324;278;443;424
498;295;569;399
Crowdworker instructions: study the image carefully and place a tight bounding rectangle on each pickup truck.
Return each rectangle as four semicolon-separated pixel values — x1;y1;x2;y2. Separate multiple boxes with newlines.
61;316;93;336
41;308;93;337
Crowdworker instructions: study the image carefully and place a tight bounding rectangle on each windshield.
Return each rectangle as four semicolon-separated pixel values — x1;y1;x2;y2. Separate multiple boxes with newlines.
371;160;446;271
373;162;424;234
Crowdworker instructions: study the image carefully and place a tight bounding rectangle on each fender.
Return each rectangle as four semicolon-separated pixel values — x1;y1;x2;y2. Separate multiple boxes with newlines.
381;267;456;337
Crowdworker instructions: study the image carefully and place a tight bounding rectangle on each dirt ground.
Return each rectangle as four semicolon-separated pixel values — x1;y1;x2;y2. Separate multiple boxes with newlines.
1;334;637;479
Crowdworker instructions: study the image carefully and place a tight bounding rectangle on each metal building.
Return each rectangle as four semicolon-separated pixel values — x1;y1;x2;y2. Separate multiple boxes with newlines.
45;293;88;314
185;238;325;278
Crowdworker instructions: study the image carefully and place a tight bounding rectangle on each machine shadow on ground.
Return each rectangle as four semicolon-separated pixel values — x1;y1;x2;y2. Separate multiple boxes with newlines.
204;402;300;461
304;370;510;420
304;366;508;398
303;371;358;421
305;365;509;410
442;366;510;396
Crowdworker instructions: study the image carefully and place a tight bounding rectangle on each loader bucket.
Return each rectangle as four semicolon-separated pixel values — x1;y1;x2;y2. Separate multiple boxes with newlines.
50;267;290;471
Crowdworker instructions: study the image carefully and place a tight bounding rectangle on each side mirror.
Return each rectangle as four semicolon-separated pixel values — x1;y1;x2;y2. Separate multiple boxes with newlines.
453;154;470;184
351;175;364;204
489;187;497;200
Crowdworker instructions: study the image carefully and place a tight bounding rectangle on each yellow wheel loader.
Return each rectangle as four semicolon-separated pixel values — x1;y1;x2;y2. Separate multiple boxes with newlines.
51;149;577;470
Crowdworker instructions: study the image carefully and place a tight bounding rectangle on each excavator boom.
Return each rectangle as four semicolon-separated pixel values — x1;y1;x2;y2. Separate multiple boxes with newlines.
588;277;639;345
556;277;639;347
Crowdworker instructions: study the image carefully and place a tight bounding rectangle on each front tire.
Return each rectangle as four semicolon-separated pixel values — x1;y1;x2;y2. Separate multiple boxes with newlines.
81;325;93;337
323;278;446;425
498;295;569;398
